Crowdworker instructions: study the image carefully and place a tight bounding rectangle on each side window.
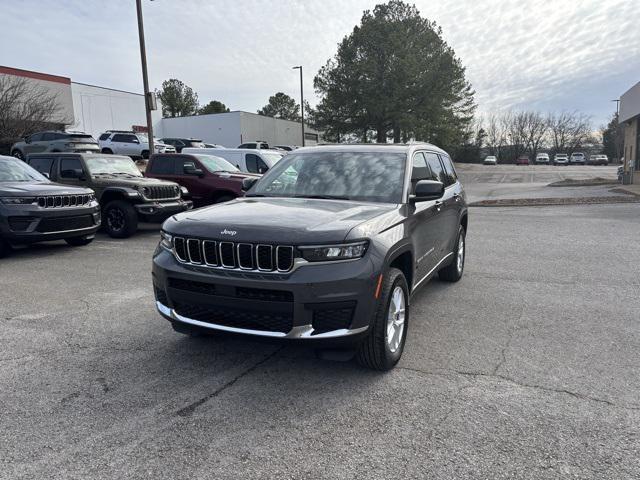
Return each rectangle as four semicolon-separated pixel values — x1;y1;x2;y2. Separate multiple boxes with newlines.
440;155;457;186
111;134;127;143
149;156;175;175
424;153;447;184
245;154;260;173
411;152;431;185
55;133;67;140
99;133;111;141
59;158;84;178
41;133;55;141
29;157;54;175
260;143;270;150
30;133;43;142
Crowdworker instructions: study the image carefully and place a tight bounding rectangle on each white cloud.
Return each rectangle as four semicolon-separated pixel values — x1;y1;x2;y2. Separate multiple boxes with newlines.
1;0;638;125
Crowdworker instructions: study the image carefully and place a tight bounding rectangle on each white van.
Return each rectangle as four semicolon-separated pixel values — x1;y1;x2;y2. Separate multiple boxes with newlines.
182;148;284;174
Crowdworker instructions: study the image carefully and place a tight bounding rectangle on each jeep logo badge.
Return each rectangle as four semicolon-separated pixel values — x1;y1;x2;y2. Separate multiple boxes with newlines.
220;229;237;236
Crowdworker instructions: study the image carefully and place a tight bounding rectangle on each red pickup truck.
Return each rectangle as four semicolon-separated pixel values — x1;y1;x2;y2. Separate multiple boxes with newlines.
145;153;261;207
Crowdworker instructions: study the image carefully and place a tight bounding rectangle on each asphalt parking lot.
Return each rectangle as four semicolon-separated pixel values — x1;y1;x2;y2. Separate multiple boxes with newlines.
2;192;640;478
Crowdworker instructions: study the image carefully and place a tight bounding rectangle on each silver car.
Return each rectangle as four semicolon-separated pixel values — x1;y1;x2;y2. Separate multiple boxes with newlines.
11;131;100;160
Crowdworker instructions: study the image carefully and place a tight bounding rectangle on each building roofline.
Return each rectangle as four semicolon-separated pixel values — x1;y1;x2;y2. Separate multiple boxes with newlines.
0;65;71;85
70;81;144;96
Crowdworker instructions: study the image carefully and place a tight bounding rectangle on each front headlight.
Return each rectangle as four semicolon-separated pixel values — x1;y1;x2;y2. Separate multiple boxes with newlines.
160;231;173;250
180;186;189;196
298;241;368;262
0;197;36;205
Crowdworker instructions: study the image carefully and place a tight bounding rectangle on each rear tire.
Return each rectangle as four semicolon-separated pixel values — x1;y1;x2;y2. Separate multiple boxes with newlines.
11;150;24;161
104;200;138;238
65;235;94;247
438;226;466;282
141;150;149;159
356;267;409;371
101;148;113;154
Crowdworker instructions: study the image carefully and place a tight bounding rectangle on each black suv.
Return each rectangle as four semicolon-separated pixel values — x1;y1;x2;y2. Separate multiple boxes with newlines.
159;138;206;153
0;155;100;257
152;144;467;370
27;153;192;238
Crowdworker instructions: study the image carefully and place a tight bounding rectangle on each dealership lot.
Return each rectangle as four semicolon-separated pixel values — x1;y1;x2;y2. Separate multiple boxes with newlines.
2;196;639;479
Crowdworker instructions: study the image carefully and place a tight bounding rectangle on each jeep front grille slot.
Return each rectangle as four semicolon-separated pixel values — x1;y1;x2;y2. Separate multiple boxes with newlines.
276;246;294;272
173;237;187;262
36;215;94;233
219;242;236;268
187;239;202;264
170;236;294;273
202;240;218;266
38;194;91;208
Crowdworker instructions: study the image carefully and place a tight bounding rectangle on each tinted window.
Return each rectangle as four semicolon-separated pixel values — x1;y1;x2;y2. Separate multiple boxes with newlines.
424;153;446;184
440;155;457;186
29;133;43;142
239;143;255;149
149;156;176;175
99;133;111;141
29;157;54;176
249;152;406;203
112;134;137;143
259;143;270;149
411;152;431;184
41;133;55;141
245;154;268;174
60;158;83;178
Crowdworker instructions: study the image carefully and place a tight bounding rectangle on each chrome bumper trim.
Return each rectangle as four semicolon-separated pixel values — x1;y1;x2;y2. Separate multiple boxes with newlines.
156;301;368;339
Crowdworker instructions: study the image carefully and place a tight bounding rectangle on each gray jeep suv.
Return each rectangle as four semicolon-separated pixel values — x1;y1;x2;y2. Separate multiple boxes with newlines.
11;131;99;160
152;144;468;370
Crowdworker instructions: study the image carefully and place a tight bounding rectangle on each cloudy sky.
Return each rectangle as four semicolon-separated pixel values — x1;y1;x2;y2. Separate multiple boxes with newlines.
2;0;638;126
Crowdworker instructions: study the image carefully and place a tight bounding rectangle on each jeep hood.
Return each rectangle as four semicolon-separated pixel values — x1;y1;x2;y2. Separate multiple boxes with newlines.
0;181;93;196
163;197;397;243
90;176;178;188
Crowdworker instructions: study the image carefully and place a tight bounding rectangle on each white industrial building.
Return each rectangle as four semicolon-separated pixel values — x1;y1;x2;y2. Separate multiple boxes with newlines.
155;111;320;148
1;65;319;148
0;65;161;139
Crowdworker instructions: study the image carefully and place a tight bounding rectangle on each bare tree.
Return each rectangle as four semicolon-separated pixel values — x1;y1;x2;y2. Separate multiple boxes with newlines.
522;111;548;159
0;75;63;144
547;111;593;154
484;112;507;159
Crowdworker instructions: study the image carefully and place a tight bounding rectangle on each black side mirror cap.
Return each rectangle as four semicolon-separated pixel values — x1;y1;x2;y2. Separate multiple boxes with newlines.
242;177;259;191
410;180;444;202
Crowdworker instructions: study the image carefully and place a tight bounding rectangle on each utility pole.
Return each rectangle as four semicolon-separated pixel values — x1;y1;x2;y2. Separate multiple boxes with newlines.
293;66;305;147
136;0;154;154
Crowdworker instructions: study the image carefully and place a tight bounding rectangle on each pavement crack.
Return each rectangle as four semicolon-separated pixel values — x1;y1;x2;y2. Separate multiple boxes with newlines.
175;346;284;417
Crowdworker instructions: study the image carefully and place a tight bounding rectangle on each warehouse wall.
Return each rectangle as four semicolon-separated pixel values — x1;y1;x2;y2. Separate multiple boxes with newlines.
70;82;162;138
155;112;242;147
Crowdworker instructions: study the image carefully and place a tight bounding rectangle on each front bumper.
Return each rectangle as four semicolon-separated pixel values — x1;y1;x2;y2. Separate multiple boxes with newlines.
135;199;193;223
152;247;379;343
0;202;101;244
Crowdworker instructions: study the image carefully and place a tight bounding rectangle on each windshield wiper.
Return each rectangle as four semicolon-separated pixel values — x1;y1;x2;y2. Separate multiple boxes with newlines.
292;194;351;200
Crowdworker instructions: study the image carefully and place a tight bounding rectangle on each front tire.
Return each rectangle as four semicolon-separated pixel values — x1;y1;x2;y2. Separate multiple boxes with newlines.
438;226;466;282
101;148;113;154
65;235;94;247
356;267;409;371
103;200;138;238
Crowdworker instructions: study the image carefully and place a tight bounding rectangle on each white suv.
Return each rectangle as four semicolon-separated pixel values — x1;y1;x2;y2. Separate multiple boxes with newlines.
569;152;586;165
535;153;550;164
98;131;175;159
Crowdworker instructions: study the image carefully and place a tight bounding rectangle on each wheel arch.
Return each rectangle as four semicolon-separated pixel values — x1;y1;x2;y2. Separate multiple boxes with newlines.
386;244;414;291
100;187;138;208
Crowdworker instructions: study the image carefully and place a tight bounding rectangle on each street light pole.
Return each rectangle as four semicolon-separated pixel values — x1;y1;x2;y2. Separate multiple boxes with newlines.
136;0;154;154
611;99;621;165
293;66;305;147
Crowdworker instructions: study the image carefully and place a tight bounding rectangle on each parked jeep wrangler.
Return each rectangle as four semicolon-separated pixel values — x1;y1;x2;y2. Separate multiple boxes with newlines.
27;153;192;238
152;144;468;370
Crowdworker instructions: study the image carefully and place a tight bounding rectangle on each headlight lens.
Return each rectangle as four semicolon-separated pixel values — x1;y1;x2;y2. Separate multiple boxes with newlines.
0;197;36;205
299;241;368;262
160;231;173;250
180;186;189;196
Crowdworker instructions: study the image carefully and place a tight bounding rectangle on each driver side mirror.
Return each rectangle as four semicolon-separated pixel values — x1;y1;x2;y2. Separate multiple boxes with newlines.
241;177;258;191
183;163;204;177
410;180;444;202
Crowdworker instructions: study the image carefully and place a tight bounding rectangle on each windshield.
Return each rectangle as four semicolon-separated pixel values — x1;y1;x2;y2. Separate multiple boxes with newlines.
85;156;142;177
261;152;284;166
248;151;406;203
194;154;239;173
0;158;49;182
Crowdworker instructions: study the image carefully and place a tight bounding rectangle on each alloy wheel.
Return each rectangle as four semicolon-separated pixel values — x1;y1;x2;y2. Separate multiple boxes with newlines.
107;207;125;232
386;286;406;354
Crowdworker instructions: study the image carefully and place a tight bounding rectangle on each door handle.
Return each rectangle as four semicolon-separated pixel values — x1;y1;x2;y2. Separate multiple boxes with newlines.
434;200;443;211
453;193;461;202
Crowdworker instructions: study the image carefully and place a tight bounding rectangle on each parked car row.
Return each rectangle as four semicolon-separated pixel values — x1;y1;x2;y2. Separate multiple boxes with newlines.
484;152;609;166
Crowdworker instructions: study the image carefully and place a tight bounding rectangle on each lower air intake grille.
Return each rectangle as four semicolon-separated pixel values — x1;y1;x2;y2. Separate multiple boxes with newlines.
154;286;168;305
36;215;94;233
311;304;355;334
173;301;293;333
8;217;33;232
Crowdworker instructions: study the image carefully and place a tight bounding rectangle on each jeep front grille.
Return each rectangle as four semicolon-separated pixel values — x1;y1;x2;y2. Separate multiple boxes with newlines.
37;194;92;208
171;236;295;272
145;185;179;201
